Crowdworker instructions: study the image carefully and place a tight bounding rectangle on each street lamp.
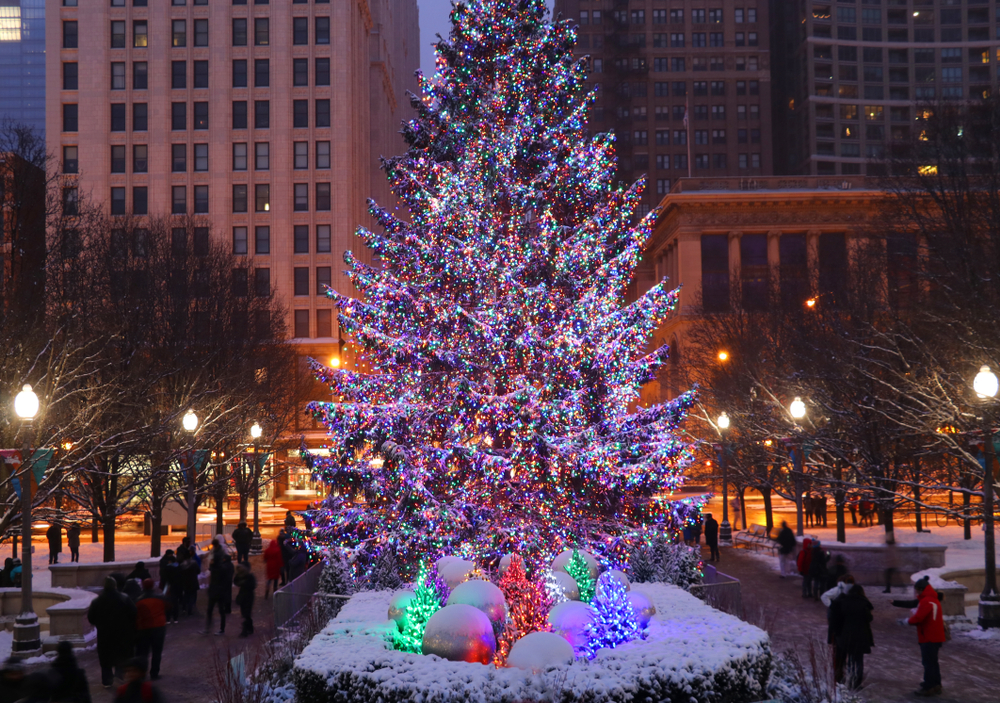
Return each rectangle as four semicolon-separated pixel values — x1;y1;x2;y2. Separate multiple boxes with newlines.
249;422;264;555
973;366;1000;629
789;397;807;537
12;384;40;654
182;410;198;542
717;412;733;543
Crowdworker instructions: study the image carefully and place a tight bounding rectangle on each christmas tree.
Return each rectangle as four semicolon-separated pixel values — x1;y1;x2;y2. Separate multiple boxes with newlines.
496;554;553;664
583;571;640;658
393;566;443;653
564;550;595;602
304;0;697;574
317;547;356;619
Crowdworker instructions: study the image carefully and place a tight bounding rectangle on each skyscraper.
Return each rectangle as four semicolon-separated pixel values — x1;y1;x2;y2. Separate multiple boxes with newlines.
771;0;1000;175
553;0;774;214
0;0;46;137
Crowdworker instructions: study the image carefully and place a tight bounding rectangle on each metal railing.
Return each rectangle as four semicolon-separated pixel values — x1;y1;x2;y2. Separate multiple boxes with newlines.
273;563;324;629
690;565;743;617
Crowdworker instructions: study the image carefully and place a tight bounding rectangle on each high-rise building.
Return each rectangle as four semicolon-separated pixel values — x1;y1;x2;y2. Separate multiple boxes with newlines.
0;0;46;137
47;0;419;492
553;0;774;214
771;0;1000;176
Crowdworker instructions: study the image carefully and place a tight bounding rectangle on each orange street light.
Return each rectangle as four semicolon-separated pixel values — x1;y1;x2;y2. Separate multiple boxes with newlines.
805;298;817;309
717;350;730;362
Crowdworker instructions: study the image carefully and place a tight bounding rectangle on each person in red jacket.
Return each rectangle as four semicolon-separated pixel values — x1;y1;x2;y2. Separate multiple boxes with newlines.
135;579;168;680
263;538;283;599
907;577;946;697
797;537;814;598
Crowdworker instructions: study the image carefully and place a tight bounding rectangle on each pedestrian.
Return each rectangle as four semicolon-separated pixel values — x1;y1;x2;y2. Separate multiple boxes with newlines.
808;539;828;600
284;510;296;529
775;521;797;577
848;496;858;526
828;554;848;591
804;494;814;527
682;522;694;546
135;579;167;680
693;514;703;546
0;559;13;588
0;658;25;703
10;559;21;587
46;522;62;565
202;550;234;635
817;494;828;527
703;513;720;562
232;521;253;564
821;574;856;608
50;640;91;703
278;530;294;585
127;561;151;583
906;577;946;697
234;562;256;637
158;552;180;624
829;582;872;689
797;537;814;597
87;577;137;688
67;524;81;563
263;538;282;598
113;658;164;703
288;542;309;581
180;550;200;617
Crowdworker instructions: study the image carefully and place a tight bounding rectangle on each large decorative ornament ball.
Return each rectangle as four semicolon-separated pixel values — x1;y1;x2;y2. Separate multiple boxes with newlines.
439;559;478;589
447;579;507;627
607;569;631;592
552;571;580;601
552;549;600;580
498;554;514;576
627;591;656;628
435;556;462;571
387;590;415;630
547;600;595;652
505;631;575;672
421;604;496;665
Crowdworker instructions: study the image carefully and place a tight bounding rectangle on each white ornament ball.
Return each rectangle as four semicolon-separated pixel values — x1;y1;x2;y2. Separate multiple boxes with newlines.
498;554;514;576
435;555;462;571
387;590;415;630
421;604;496;665
552;571;580;601
628;591;656;628
552;549;600;581
447;579;507;627
547;600;595;652
505;631;575;672
438;559;478;589
607;569;631;592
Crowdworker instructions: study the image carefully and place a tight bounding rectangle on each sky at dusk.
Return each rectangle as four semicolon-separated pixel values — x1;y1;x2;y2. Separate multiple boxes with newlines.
418;0;557;78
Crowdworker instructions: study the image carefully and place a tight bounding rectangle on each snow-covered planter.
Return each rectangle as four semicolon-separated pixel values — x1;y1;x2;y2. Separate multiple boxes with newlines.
292;584;771;703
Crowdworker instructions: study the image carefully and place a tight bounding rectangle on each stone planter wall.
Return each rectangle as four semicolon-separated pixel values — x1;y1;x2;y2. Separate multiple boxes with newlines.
814;543;947;587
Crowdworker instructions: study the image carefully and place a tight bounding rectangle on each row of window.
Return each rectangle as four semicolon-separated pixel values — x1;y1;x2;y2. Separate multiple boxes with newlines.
627;127;762;146
578;8;758;25
630;153;761;171
816;81;983;99
814;6;994;26
63;17;330;50
62;0;331;6
593;56;761;73
232;183;331;213
815;45;998;66
817;64;972;82
100;182;334;216
293;309;333;339
578;31;759;49
813;23;999;42
292;266;331;296
230;224;333;256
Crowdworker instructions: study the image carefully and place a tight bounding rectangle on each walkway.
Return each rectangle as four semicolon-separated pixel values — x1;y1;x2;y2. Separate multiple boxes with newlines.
709;545;1000;702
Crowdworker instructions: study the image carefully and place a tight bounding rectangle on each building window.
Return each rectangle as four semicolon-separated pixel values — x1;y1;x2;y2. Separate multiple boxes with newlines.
134;62;148;90
712;153;727;169
110;187;126;215
670;33;684;48
254;142;269;171
294;184;309;211
231;269;248;297
316;58;330;86
172;144;186;172
111;145;126;173
294;310;309;338
63;62;78;90
701;234;729;312
315;183;331;210
233;101;248;129
171;186;186;214
316;225;331;253
133;187;148;216
709;32;723;47
254;18;269;46
233;19;247;46
172;20;186;48
294;225;309;253
133;103;148;131
110;104;126;131
133;145;148;173
172;61;187;90
233;227;248;255
255;59;269;88
316;100;331;127
171;102;186;130
63;146;79;174
293;17;308;45
656;154;670;170
316;309;332;337
293;100;308;128
194;19;208;46
695;154;709;169
194;102;208;130
255;184;270;212
255;226;270;254
232;184;247;212
194;61;208;89
233;143;247;170
254;268;270;297
194;143;208;171
315;17;330;44
293;268;309;296
255;101;269;129
64;21;78;48
740;234;768;310
233;60;248;88
316;141;331;169
63;188;79;216
111;63;126;90
292;142;308;169
293;59;308;87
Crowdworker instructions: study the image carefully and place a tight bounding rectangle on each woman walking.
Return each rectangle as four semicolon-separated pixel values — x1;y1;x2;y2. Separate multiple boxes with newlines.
830;584;874;689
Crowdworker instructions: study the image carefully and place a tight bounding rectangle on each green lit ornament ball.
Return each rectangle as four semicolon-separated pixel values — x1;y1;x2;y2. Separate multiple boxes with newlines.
387;590;415;631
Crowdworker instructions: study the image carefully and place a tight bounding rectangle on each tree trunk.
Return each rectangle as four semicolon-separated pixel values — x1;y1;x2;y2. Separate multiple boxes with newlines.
834;461;846;543
216;489;224;536
761;486;774;532
103;456;119;562
883;506;895;545
91;514;99;543
150;476;163;558
914;484;924;533
738;487;748;529
964;489;972;540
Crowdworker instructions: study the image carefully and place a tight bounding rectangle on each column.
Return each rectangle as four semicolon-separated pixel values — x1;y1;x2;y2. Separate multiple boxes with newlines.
807;229;821;297
767;230;781;300
729;231;742;307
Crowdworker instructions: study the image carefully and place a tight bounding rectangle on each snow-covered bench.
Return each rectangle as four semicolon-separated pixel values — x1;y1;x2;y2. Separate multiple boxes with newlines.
734;524;777;554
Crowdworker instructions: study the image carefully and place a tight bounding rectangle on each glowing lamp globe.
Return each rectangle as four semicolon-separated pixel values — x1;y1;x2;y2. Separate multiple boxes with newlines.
789;397;806;420
182;410;198;432
250;422;262;439
975;366;998;399
14;385;38;420
717;412;730;431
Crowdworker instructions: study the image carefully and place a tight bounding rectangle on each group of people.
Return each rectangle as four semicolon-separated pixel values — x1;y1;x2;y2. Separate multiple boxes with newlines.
45;523;82;565
0;641;94;703
802;493;828;528
848;496;880;527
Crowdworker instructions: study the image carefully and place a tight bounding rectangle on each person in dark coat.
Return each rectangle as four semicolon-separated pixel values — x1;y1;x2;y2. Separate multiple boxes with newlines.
0;559;13;588
0;658;25;703
50;640;91;703
775;521;797;577
158;552;180;624
703;513;720;562
87;577;137;687
46;523;62;565
284;511;296;529
807;540;829;601
126;562;151;583
231;522;254;564
179;551;200;617
817;494;829;527
113;659;164;703
278;530;294;585
203;552;234;635
66;524;81;563
830;584;874;689
233;562;256;637
804;494;815;527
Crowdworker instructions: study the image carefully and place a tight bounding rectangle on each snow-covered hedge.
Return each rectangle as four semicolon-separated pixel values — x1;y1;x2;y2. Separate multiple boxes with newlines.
292;583;771;703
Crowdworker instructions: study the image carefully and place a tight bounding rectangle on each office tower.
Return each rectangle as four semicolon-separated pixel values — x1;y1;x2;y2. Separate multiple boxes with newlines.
771;0;1000;175
553;0;774;213
0;0;46;136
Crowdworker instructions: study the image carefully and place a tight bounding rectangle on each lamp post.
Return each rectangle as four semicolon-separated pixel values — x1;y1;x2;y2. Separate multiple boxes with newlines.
249;422;263;555
789;396;807;537
973;365;1000;628
182;410;198;543
12;384;39;654
716;412;732;543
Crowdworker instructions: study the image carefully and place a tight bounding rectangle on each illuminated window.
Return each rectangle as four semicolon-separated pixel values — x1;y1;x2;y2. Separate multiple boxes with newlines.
0;7;22;42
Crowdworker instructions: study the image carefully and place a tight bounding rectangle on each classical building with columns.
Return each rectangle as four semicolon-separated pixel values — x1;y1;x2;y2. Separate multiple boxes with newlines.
637;175;883;405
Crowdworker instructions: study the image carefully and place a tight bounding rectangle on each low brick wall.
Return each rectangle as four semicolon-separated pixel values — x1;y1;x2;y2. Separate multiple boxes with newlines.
50;560;160;589
816;542;947;587
0;588;97;646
